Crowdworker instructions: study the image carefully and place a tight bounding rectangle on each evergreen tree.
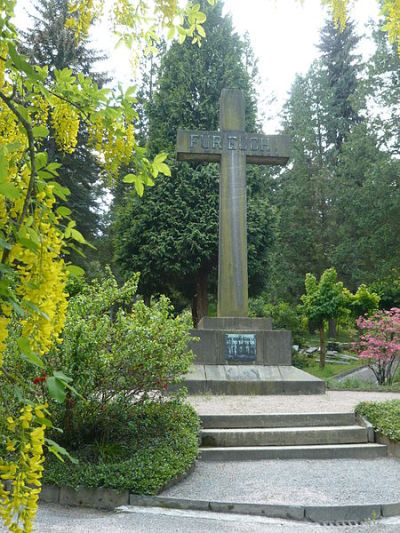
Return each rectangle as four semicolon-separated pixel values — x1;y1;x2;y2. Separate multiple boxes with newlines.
318;17;361;153
270;17;363;301
21;0;108;252
113;0;275;323
367;21;400;156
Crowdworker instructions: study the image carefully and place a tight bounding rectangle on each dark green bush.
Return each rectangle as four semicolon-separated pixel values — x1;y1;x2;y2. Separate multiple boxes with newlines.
43;400;200;495
356;400;400;441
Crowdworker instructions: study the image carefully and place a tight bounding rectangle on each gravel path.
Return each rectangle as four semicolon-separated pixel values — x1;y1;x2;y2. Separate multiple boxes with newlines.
162;457;400;506
189;391;400;415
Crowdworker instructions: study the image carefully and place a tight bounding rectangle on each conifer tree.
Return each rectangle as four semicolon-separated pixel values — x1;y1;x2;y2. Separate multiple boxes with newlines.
318;18;361;152
113;0;275;323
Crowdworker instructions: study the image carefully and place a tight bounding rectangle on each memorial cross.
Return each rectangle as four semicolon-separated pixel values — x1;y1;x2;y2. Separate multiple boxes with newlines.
176;89;290;317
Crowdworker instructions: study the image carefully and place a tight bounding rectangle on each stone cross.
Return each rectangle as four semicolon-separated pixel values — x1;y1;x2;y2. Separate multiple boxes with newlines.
176;89;290;318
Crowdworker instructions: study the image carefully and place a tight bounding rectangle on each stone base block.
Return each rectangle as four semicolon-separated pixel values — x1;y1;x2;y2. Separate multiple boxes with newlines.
189;329;292;365
184;365;325;395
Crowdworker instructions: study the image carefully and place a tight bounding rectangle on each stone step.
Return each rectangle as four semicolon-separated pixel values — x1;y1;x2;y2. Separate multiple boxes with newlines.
199;443;388;461
185;365;326;395
201;412;356;429
201;425;367;447
201;425;368;447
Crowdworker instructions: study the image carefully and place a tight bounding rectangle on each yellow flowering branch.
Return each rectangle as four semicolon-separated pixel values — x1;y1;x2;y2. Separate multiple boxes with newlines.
0;90;37;231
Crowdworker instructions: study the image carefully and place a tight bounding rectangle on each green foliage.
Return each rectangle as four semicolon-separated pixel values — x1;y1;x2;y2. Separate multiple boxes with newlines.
301;268;350;367
350;284;380;318
46;269;194;440
249;297;307;343
43;400;200;494
301;268;350;327
317;17;361;152
356;400;400;442
371;272;400;309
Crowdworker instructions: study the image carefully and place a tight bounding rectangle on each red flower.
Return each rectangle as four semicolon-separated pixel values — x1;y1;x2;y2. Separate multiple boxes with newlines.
33;374;47;384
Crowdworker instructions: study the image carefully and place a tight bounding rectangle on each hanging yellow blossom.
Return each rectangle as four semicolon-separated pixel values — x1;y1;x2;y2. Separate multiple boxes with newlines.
321;0;348;30
51;100;80;153
382;0;400;53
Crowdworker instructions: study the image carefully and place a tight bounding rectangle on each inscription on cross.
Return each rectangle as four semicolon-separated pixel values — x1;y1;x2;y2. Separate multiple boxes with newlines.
176;89;290;318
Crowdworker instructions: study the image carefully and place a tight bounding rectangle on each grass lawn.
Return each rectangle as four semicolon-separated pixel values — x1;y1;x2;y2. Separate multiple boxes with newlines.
305;359;364;380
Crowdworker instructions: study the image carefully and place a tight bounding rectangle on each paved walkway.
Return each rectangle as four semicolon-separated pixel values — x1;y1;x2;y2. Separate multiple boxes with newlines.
162;457;400;506
189;391;400;415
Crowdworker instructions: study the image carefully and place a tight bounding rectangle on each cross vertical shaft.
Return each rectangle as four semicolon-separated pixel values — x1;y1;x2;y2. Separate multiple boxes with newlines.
218;89;248;317
176;88;290;321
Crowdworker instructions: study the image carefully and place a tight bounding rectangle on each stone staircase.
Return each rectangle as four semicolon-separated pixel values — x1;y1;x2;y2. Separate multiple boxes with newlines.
199;413;387;461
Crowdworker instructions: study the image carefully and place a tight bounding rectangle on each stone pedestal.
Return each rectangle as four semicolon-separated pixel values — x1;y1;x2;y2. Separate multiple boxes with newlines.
185;317;325;395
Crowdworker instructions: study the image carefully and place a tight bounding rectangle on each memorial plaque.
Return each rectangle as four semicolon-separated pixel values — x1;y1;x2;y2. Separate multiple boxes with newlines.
225;333;257;362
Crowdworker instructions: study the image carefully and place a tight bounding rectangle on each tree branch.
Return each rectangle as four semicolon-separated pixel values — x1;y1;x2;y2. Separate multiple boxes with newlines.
0;90;37;229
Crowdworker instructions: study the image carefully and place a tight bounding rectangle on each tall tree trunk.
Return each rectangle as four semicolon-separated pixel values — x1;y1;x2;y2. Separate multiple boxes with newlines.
191;268;208;327
328;318;337;338
319;325;326;368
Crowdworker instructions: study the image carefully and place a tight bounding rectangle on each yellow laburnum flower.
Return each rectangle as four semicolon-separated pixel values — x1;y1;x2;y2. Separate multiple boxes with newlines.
51;100;80;153
6;441;16;452
322;0;348;31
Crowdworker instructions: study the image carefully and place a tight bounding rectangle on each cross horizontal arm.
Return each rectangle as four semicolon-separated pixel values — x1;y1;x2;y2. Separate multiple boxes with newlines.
176;128;291;165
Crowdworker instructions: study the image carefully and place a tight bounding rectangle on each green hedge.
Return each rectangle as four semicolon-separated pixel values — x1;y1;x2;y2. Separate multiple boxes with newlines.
356;400;400;442
43;401;200;495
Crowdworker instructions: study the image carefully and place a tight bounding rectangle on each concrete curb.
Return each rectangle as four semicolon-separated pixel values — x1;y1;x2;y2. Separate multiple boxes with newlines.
38;484;400;522
128;494;400;522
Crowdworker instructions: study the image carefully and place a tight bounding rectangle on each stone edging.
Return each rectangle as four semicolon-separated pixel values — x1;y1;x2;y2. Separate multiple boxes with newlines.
376;433;400;458
357;414;400;458
39;484;400;523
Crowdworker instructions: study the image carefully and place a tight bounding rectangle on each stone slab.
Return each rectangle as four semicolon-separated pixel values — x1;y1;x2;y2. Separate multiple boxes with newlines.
200;426;368;447
263;331;292;365
198;317;272;331
200;412;357;429
199;443;387;461
185;365;326;395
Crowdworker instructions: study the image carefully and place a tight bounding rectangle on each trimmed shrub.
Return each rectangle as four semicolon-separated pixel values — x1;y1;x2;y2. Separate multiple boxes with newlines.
43;401;200;494
356;400;400;442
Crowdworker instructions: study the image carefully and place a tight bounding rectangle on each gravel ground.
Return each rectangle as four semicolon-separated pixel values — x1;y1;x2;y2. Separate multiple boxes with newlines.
162;457;400;505
189;391;400;415
5;503;398;533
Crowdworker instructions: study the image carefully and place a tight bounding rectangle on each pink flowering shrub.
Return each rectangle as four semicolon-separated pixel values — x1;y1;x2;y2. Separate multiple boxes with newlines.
356;308;400;385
